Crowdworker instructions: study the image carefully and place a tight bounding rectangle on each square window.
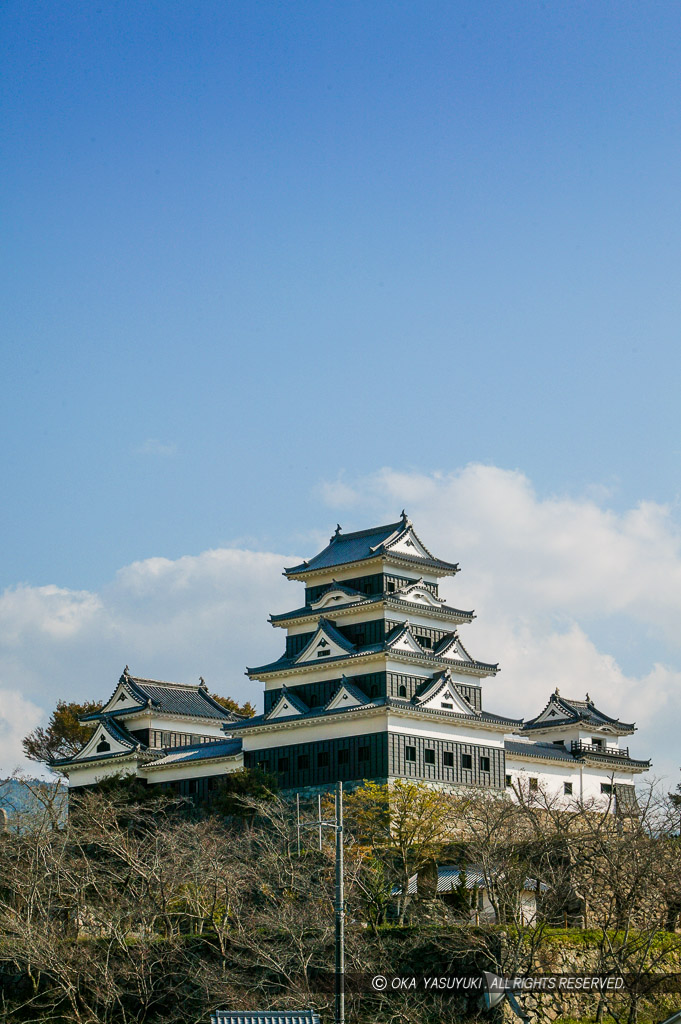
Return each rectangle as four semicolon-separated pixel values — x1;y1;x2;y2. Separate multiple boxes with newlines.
443;751;454;768
405;745;416;762
358;745;370;762
479;755;490;773
461;753;472;770
298;754;310;770
601;783;612;795
564;782;573;795
529;777;538;791
277;757;289;772
424;749;435;765
338;748;349;765
317;751;329;768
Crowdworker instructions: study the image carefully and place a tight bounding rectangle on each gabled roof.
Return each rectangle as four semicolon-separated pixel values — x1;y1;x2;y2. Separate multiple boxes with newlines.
49;717;141;767
265;686;311;720
269;592;474;626
523;690;636;734
283;515;459;577
293;617;357;664
82;670;242;723
411;671;478;715
324;676;370;711
505;738;650;769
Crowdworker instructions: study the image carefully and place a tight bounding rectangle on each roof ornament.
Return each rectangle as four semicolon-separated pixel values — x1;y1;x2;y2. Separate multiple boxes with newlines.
401;509;409;526
199;676;207;689
554;687;560;696
119;665;130;683
330;523;342;542
585;692;591;703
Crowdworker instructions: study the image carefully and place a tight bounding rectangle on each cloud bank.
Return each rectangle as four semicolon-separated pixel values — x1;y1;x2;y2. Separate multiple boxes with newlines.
1;464;679;785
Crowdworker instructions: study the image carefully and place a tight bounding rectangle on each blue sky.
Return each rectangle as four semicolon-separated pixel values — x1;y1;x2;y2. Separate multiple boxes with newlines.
1;2;680;781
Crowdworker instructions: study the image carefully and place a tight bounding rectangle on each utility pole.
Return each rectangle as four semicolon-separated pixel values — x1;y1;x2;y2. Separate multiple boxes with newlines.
334;781;345;1024
297;781;345;1024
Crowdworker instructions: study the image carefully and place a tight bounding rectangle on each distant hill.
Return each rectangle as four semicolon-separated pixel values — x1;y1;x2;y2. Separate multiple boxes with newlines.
0;777;67;823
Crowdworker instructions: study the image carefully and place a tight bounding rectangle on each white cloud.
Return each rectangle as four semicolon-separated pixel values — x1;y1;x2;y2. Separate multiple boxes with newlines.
0;689;44;772
318;465;681;782
1;463;679;786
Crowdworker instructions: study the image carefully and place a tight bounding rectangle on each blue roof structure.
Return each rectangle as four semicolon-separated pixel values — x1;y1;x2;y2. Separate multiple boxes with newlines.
284;516;459;576
523;691;636;734
144;738;242;769
81;672;242;722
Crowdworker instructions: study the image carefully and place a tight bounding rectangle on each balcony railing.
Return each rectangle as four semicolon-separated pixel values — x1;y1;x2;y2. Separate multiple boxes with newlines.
571;740;629;758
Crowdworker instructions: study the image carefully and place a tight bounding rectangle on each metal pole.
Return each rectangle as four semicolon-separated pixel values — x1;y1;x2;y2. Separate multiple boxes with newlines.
296;793;301;857
335;781;345;1024
318;793;322;852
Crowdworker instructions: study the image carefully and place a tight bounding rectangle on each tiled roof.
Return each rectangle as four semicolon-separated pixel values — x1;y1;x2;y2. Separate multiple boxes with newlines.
505;739;578;763
284;518;458;576
523;692;635;733
230;696;520;731
49;718;140;767
211;1012;320;1024
82;673;241;722
505;738;649;768
269;594;474;624
143;738;242;769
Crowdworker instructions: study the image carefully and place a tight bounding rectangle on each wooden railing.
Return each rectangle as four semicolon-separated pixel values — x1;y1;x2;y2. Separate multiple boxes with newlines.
571;740;629;758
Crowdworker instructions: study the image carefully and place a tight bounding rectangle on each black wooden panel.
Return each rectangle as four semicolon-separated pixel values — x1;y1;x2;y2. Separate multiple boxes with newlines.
244;732;389;789
264;672;387;713
388;732;504;790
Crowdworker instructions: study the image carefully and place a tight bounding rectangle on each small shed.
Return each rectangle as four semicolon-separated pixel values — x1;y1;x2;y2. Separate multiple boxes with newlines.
396;864;547;925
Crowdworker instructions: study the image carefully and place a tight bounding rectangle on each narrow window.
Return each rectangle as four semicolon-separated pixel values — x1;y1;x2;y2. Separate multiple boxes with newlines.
358;745;370;762
405;745;416;763
529;777;538;791
387;581;395;593
505;774;512;787
398;685;407;698
461;753;472;770
564;782;573;795
338;748;349;765
277;757;289;772
424;748;435;765
317;751;330;768
443;751;454;768
479;755;491;773
298;754;310;770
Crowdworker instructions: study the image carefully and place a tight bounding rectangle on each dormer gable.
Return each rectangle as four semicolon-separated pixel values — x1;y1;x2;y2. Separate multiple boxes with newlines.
309;582;365;611
383;522;437;561
99;677;147;716
70;719;138;762
385;621;427;656
294;618;355;664
325;677;370;711
433;632;473;663
266;687;310;720
391;578;445;606
412;672;477;715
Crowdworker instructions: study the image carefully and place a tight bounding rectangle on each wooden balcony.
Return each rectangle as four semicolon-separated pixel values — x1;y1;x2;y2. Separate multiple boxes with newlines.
571;740;629;758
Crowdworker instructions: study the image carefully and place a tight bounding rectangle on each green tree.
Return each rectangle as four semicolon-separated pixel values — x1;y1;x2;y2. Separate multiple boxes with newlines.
209;692;256;717
22;699;103;766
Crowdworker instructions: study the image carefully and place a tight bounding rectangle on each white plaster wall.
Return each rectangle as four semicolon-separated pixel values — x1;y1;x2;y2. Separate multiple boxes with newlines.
239;711;388;751
120;712;227;738
143;756;243;785
505;755;638;809
387;713;506;748
67;760;140;788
